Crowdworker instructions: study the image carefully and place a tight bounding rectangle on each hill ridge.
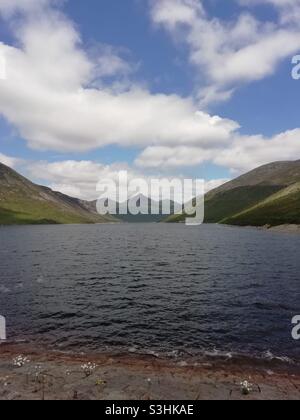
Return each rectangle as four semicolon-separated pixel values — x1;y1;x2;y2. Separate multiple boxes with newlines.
165;160;300;226
0;162;114;225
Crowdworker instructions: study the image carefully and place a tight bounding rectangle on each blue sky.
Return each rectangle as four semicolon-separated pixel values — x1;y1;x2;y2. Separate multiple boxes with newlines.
0;0;300;199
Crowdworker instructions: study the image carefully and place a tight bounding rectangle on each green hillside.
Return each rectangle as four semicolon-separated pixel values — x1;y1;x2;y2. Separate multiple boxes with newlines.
0;198;105;225
166;185;281;224
0;162;115;225
2;159;300;227
165;160;300;227
224;183;300;226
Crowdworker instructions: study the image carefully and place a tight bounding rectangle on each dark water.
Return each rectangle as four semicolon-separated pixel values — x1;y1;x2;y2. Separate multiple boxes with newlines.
0;224;299;364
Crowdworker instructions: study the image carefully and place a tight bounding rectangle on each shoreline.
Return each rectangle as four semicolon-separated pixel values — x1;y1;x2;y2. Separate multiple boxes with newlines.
208;223;300;235
1;222;300;234
263;224;300;234
232;224;300;235
1;344;300;400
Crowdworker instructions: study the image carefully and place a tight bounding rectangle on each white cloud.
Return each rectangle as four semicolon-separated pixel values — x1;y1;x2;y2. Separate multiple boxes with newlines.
28;160;151;200
149;0;203;29
150;0;300;105
0;1;239;153
135;145;212;168
135;128;300;174
239;0;300;24
214;128;300;174
27;159;228;200
0;0;299;188
0;152;21;167
0;0;55;17
93;45;134;79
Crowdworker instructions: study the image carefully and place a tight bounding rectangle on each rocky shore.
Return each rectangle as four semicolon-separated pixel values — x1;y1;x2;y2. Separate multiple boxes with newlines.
0;344;299;400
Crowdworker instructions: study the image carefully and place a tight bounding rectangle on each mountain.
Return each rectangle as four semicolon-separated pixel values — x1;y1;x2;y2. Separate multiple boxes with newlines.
105;194;180;223
224;182;300;226
0;162;115;225
2;159;300;227
165;160;300;227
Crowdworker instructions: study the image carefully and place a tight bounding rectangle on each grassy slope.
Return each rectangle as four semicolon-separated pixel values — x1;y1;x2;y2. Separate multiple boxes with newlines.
0;189;117;224
2;160;300;227
165;186;281;224
166;161;300;227
0;163;115;225
0;198;103;225
204;186;282;223
223;183;300;226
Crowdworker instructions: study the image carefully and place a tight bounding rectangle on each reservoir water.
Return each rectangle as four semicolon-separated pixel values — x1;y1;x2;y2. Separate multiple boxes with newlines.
0;224;299;364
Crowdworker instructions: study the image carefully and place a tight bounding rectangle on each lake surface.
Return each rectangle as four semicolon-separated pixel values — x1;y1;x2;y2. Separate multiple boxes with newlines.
0;224;299;364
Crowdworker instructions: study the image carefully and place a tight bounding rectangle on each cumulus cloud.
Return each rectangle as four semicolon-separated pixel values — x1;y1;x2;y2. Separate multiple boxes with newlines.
239;0;300;24
214;128;300;174
0;0;299;188
28;160;138;200
135;146;212;168
93;45;135;79
150;0;300;105
136;128;300;174
0;0;239;153
0;152;21;167
27;159;227;200
0;0;57;17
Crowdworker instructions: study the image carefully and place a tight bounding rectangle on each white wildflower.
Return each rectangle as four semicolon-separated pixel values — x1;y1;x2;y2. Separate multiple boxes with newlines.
240;380;253;395
81;362;97;377
13;355;30;368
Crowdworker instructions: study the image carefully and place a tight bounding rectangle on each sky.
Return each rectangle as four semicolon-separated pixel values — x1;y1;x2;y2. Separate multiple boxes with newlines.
0;0;300;200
